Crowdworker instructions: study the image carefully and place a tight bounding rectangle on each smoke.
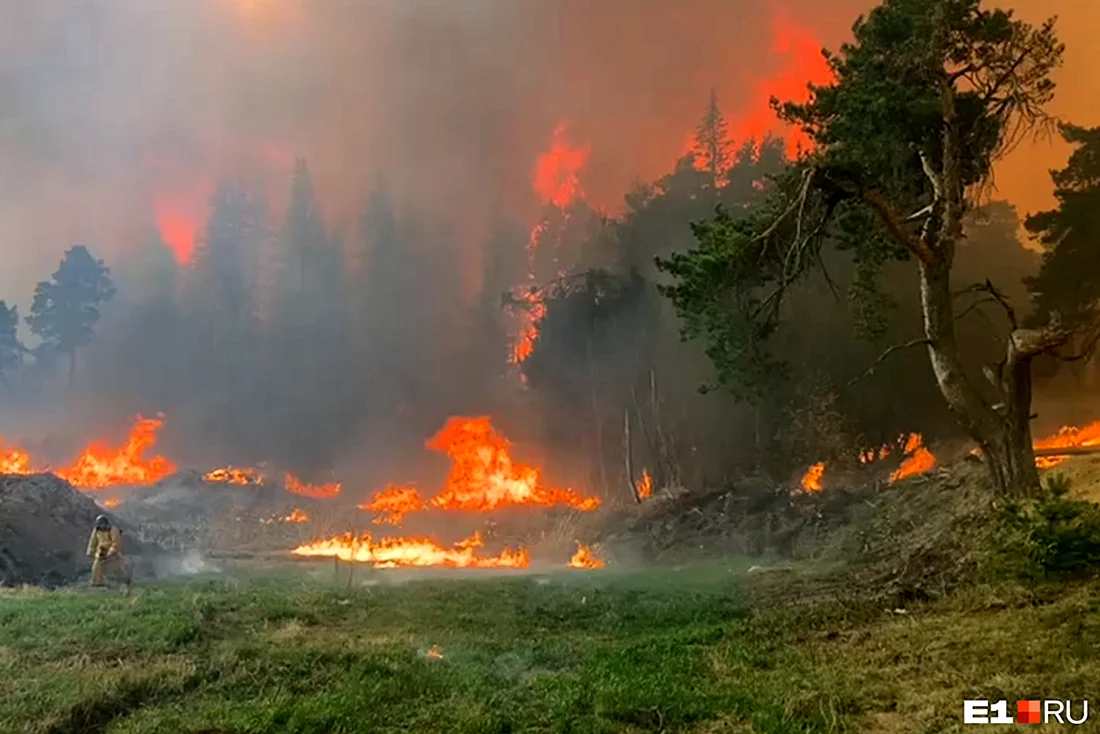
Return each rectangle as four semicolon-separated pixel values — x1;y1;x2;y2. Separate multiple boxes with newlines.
0;0;1096;478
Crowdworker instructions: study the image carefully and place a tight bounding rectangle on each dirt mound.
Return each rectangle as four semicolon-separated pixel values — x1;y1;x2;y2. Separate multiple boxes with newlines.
0;473;162;587
600;458;996;603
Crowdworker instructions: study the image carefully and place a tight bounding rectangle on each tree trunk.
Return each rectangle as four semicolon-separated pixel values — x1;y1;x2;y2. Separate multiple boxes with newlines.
67;348;77;399
918;259;1042;496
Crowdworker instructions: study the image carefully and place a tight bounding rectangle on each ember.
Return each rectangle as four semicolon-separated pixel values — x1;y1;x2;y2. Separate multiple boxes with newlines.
569;542;604;569
55;415;176;489
291;531;529;569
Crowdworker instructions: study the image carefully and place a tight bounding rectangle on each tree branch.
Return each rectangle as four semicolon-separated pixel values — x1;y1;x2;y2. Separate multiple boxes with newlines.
846;338;932;386
861;190;937;266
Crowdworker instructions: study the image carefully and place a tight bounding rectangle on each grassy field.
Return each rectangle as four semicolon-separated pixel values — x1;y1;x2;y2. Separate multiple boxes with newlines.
2;559;1099;734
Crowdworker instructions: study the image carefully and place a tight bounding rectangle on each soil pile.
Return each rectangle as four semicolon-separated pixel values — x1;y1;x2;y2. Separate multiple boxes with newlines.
0;473;161;587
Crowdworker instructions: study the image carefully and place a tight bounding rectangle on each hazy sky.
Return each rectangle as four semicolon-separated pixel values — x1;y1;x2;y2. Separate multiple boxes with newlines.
0;0;1095;307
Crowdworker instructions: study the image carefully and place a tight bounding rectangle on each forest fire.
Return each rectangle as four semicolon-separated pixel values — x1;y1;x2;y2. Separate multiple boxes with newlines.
359;485;426;525
54;415;176;489
283;474;341;499
427;417;600;513
291;531;529;569
203;466;265;485
533;122;590;209
569;543;605;569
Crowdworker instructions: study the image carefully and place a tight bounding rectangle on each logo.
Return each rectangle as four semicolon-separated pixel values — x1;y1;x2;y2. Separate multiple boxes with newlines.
963;699;1089;725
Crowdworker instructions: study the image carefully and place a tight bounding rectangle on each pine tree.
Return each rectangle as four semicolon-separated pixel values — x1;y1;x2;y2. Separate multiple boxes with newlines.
26;245;115;394
692;89;734;187
0;301;23;390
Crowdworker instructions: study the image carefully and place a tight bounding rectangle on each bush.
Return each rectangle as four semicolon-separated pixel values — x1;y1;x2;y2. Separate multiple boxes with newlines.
994;473;1100;580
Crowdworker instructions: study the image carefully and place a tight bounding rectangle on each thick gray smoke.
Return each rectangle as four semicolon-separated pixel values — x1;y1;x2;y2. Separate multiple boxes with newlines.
0;0;1094;490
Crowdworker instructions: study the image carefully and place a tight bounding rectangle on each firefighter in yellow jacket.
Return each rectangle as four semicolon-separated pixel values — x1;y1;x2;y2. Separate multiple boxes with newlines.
86;515;131;587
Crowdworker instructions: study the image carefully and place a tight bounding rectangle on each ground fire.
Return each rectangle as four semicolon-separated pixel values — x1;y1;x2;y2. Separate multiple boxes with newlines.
291;531;530;569
569;543;605;569
427;417;599;512
1032;421;1100;468
203;466;265;486
800;433;935;492
283;474;341;499
358;485;426;525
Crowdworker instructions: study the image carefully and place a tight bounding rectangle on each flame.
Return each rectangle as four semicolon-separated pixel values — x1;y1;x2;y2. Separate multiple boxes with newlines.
800;433;935;491
569;542;605;569
283;473;341;499
0;440;34;475
533;122;590;209
203;466;265;485
889;433;937;482
426;416;600;512
800;461;825;492
55;415;176;489
508;286;547;365
359;485;426;525
284;508;309;523
425;645;444;660
637;468;653;499
1032;421;1100;468
101;498;120;509
291;531;529;569
730;4;835;158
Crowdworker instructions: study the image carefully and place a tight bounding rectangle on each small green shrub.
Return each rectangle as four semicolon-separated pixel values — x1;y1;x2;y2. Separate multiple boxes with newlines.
993;473;1100;580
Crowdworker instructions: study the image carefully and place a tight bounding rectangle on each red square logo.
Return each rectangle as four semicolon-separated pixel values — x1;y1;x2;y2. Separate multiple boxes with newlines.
1017;700;1041;724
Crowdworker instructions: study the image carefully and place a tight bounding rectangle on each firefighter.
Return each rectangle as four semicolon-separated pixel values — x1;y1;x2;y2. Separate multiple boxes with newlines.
86;514;131;588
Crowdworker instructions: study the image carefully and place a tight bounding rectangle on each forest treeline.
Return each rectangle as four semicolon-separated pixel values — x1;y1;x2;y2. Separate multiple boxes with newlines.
3;0;1098;499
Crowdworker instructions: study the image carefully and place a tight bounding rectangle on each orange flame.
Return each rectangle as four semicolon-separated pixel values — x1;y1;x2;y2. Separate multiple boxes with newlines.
569;542;604;569
284;508;309;523
533;122;590;209
889;433;936;482
55;415;176;489
0;440;34;475
283;473;341;499
730;5;835;158
291;531;529;569
426;417;600;512
800;461;825;492
359;485;427;525
637;468;653;499
1033;421;1100;468
101;498;121;509
203;466;265;485
425;645;444;660
509;286;547;365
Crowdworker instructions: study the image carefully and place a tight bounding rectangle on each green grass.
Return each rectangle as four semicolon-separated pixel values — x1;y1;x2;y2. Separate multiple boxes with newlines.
2;562;1100;733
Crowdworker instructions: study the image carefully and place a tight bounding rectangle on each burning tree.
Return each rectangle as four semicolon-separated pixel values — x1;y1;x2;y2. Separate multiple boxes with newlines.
26;245;115;395
658;0;1073;496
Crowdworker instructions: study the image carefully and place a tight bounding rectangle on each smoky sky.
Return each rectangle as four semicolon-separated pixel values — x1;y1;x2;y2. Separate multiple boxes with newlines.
0;0;1096;308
